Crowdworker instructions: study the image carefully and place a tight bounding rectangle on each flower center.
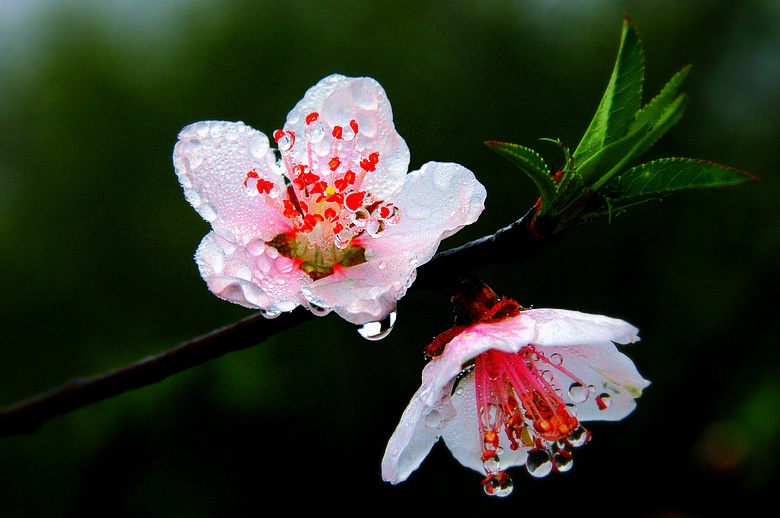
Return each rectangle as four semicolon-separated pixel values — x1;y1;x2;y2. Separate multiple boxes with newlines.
244;112;401;280
473;346;591;497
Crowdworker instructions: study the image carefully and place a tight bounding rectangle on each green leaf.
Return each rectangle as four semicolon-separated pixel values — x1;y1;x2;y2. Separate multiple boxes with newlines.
572;16;644;164
601;158;758;211
631;65;690;133
578;90;688;191
486;140;556;211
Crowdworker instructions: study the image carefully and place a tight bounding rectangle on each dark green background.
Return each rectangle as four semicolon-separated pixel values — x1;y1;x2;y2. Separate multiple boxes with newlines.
1;1;777;516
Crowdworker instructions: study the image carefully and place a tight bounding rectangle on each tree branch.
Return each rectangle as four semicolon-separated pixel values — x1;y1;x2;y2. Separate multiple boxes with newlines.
0;206;557;438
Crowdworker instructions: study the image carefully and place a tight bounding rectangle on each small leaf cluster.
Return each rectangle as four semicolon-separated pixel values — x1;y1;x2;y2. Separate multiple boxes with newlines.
488;16;756;236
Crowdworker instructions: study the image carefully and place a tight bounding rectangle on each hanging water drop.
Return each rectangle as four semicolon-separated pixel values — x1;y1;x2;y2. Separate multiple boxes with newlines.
526;448;553;478
567;425;590;447
357;310;396;340
550;352;564;365
309;304;332;317
553;450;574;472
482;472;513;497
261;308;282;319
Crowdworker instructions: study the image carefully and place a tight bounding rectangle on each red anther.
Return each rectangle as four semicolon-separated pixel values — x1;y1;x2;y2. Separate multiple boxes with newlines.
273;129;285;142
299;200;309;214
283;199;300;219
309;181;327;195
329;157;341;171
334;178;348;191
344;169;356;184
332;222;343;234
323;207;337;220
326;192;344;204
305;112;319;125
302;172;320;184
360;152;380;172
303;214;318;229
246;170;259;179
349;119;359;135
379;205;391;218
345;191;366;212
256;178;275;194
551;170;564;183
481;450;498;462
484;430;500;449
332;126;343;139
596;395;609;411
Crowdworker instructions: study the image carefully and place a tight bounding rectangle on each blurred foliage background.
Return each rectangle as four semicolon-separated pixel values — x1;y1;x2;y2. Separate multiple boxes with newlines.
1;0;778;516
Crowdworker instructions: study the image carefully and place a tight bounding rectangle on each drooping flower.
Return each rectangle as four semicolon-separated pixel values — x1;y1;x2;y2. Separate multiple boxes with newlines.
173;74;486;330
381;278;649;496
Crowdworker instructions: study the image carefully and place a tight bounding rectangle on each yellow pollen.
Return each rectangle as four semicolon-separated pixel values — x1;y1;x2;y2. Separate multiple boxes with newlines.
326;185;336;196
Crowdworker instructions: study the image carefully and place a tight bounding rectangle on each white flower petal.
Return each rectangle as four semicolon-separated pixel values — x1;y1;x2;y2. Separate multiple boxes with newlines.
544;342;650;421
418;316;537;408
382;375;457;484
525;308;640;346
195;232;310;313
285;74;410;200
174;121;289;243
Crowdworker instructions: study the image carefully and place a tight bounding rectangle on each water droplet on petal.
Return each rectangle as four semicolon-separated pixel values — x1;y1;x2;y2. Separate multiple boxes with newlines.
568;382;589;403
357;311;396;340
526;449;553;478
276;131;294;152
305;121;325;143
366;218;385;237
261;308;281;319
424;409;443;430
340;124;355;141
482;453;501;474
596;393;612;410
550;352;564;365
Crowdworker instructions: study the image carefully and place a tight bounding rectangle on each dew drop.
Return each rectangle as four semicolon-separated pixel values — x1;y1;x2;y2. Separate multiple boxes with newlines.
366;218;386;237
424;409;443;430
596;393;612;410
483;472;513;497
553;450;574;472
340;124;355;141
568;382;589;403
261;308;281;319
455;386;464;396
309;304;332;317
526;449;553;478
357;311;396;340
550;352;564;365
245;239;265;256
482;453;501;474
541;369;554;383
276;131;294;151
350;209;369;227
267;184;281;199
567;425;590;447
305;121;325;143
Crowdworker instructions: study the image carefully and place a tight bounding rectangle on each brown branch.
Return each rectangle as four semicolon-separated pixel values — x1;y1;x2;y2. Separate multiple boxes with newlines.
0;206;558;438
